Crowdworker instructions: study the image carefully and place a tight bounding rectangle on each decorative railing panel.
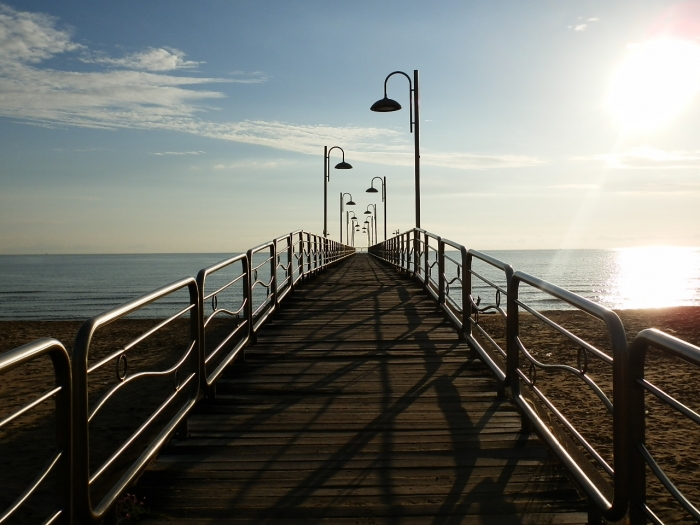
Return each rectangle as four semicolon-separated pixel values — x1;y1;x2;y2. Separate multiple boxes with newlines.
197;253;250;392
72;277;200;522
0;338;71;525
508;271;629;522
629;329;700;525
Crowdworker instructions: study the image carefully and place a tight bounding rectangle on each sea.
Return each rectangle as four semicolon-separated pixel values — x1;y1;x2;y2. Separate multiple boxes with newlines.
0;248;699;321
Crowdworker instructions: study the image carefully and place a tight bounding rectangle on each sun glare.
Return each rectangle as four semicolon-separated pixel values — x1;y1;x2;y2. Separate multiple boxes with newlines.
606;246;700;309
609;39;700;133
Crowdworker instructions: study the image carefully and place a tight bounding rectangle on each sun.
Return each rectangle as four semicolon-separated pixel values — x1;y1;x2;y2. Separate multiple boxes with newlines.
608;39;700;133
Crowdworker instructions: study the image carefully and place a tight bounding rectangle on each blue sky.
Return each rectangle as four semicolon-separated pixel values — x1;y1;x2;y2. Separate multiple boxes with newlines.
1;0;699;253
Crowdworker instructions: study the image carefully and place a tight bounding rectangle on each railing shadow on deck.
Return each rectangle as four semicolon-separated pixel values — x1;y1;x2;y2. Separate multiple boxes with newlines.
0;231;352;524
370;228;700;525
180;261;545;522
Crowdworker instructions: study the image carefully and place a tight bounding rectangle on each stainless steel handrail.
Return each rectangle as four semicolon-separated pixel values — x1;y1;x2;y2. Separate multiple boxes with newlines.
196;252;250;392
72;277;200;522
508;271;629;522
629;329;700;525
0;338;71;525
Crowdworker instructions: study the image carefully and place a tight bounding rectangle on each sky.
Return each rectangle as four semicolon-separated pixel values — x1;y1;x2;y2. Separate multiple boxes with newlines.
1;0;700;253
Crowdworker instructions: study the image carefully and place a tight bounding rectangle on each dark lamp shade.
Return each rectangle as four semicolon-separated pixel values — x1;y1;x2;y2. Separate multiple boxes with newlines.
364;210;371;214
366;187;379;193
335;161;353;169
370;96;402;112
346;200;356;206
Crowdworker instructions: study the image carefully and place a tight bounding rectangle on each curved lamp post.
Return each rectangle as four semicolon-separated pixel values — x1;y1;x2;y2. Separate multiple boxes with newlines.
362;226;369;247
366;177;386;241
345;211;357;246
371;70;420;229
363;203;378;246
340;193;356;244
347;211;358;245
324;146;352;238
350;217;359;247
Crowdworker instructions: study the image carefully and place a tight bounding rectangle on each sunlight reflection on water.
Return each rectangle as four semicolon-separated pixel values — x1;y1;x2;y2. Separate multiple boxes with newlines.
603;247;700;309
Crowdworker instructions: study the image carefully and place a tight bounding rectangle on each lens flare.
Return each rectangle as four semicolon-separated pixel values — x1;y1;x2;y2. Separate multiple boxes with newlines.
608;39;700;133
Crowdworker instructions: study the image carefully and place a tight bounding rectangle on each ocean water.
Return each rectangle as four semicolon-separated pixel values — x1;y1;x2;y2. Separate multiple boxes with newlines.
0;248;699;321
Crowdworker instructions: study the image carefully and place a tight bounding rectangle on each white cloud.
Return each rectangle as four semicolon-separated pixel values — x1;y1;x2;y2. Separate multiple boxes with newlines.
575;24;588;32
587;18;600;22
0;3;543;171
151;150;205;156
574;147;700;169
85;47;200;71
550;184;600;190
0;4;82;63
213;158;297;170
228;70;269;84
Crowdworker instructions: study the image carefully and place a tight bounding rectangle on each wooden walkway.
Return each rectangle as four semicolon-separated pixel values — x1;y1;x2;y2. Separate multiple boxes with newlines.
136;254;587;524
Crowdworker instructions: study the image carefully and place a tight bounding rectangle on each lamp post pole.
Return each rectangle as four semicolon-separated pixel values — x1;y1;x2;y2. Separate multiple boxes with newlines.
371;71;419;230
366;177;387;241
364;203;378;246
348;212;357;245
339;192;355;244
323;146;352;239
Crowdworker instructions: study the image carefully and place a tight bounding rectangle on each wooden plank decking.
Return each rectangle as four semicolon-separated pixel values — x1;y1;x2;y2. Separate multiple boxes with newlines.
135;254;587;524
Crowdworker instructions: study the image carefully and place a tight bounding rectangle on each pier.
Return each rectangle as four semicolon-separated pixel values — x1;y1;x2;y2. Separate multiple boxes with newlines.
2;229;700;524
135;254;585;523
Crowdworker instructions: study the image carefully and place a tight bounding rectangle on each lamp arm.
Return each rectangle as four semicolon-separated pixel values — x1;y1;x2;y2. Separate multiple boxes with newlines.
326;146;346;181
383;71;414;133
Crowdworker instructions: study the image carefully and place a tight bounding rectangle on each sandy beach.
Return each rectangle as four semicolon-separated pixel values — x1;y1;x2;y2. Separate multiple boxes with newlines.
2;307;700;523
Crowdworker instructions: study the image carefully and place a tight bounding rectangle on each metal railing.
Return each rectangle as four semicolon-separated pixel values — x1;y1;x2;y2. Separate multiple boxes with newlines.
370;228;700;524
508;272;628;522
1;230;353;524
0;338;71;525
72;277;201;522
628;329;700;524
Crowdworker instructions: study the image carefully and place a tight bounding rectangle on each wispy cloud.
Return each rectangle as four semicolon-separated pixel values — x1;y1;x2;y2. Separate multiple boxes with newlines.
227;70;270;84
549;184;600;190
350;151;544;170
83;47;201;71
0;4;82;63
568;16;600;32
213;158;297;170
151;150;205;156
0;3;543;171
574;147;700;169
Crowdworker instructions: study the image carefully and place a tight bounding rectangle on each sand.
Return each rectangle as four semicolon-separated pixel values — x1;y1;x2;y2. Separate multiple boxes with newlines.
2;308;700;523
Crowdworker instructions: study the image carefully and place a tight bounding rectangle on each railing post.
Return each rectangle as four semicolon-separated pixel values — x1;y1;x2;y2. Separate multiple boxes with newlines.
287;233;294;292
438;238;445;307
424;232;429;284
245;249;255;347
463;249;472;340
401;234;406;270
413;229;419;277
506;275;519;390
628;335;646;525
271;241;279;311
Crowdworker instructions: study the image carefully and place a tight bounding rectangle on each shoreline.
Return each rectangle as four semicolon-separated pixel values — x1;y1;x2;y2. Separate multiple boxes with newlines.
3;306;700;353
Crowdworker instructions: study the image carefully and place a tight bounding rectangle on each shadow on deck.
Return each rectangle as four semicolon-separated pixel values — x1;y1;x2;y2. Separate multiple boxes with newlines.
135;254;586;524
